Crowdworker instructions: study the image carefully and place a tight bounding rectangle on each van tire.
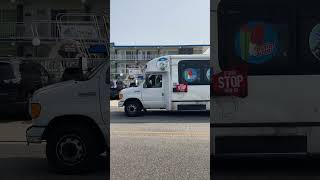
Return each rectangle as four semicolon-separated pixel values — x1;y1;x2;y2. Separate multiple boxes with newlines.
125;100;142;117
46;123;99;174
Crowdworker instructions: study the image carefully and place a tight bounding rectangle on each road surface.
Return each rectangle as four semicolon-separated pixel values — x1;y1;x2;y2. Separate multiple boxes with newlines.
110;105;210;180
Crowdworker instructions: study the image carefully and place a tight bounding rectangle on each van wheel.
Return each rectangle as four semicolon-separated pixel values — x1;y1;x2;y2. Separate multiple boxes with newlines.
46;124;98;174
125;100;142;117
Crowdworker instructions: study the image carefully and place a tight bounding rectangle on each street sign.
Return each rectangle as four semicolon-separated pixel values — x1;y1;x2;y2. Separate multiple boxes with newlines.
175;83;188;92
212;65;248;97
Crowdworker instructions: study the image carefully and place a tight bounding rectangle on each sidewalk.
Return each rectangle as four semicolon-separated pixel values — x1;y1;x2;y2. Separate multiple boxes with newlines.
111;100;123;112
0;120;31;142
111;100;119;107
110;100;124;112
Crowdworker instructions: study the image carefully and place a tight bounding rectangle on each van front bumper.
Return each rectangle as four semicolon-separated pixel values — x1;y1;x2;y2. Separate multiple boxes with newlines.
26;126;46;144
118;100;124;107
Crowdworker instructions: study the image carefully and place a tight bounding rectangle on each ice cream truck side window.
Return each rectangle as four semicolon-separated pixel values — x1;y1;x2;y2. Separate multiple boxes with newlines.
178;60;210;85
218;3;293;75
297;7;320;75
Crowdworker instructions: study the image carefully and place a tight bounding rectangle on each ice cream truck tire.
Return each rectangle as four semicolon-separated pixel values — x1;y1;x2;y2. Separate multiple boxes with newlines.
46;123;99;174
124;100;142;117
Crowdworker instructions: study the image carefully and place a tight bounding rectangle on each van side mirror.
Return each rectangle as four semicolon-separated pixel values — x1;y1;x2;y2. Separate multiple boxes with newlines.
79;57;88;74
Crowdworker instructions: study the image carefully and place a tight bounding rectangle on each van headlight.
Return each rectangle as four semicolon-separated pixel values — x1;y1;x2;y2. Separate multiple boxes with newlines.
119;93;123;99
30;103;41;119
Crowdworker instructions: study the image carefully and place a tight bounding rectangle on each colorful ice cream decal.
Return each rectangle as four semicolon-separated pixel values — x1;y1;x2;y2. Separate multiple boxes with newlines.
235;22;278;64
183;68;198;83
309;24;320;60
206;68;211;81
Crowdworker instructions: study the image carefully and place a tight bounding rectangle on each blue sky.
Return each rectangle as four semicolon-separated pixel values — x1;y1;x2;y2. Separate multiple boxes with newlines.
110;0;210;45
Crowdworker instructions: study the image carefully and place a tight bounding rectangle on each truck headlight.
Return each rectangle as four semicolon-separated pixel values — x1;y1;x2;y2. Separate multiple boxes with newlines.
119;93;123;99
30;103;41;119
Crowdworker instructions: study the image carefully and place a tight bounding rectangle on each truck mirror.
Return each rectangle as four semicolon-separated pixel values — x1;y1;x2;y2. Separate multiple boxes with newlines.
80;57;88;74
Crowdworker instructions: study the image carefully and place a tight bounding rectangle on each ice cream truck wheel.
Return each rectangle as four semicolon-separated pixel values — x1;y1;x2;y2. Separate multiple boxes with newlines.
124;99;143;117
43;117;105;174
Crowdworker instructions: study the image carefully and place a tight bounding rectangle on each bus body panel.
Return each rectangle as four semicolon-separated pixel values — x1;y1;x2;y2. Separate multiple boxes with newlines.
211;0;320;156
215;76;320;124
170;57;210;108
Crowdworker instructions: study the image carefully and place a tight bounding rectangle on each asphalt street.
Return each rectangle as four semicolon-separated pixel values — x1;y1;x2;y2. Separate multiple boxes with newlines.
110;103;210;180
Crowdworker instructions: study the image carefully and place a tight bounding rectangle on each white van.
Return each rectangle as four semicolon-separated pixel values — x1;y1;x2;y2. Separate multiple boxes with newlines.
118;55;210;117
212;0;320;156
26;62;108;173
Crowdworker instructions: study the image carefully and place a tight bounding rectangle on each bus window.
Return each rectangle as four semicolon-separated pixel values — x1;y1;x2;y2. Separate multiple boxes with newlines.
297;7;320;74
178;60;210;85
218;1;293;75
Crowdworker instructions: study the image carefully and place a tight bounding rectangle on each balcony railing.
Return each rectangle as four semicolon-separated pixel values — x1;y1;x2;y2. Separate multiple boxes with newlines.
110;54;162;61
0;20;108;41
19;57;106;82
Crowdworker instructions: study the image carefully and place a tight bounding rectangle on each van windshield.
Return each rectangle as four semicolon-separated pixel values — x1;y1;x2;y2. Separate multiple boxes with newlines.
83;62;106;80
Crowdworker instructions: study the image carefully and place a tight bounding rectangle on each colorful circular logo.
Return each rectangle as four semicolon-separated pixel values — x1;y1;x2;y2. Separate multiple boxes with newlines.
206;68;211;81
157;57;168;70
235;22;278;64
183;68;198;83
309;24;320;61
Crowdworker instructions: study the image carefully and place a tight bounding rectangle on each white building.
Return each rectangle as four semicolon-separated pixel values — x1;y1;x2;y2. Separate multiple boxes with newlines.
110;43;209;85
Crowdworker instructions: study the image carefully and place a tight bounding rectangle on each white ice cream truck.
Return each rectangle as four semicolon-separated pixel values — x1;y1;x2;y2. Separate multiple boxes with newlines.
118;55;210;117
212;0;320;157
26;62;108;173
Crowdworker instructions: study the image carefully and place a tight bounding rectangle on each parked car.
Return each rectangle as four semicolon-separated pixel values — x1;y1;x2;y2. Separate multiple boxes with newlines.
110;87;119;100
0;59;50;116
116;80;124;91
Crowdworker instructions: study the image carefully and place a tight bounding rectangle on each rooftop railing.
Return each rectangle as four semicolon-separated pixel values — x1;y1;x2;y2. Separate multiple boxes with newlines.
110;54;161;61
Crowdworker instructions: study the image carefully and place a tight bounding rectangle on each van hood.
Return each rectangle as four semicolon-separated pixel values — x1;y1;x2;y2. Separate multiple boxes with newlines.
120;87;142;100
33;80;76;96
120;86;140;94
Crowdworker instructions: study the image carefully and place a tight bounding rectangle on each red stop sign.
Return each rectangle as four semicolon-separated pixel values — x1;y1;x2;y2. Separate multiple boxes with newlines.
212;65;248;98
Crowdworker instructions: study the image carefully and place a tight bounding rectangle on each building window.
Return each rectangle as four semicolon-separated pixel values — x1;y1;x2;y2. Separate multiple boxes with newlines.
178;48;193;54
